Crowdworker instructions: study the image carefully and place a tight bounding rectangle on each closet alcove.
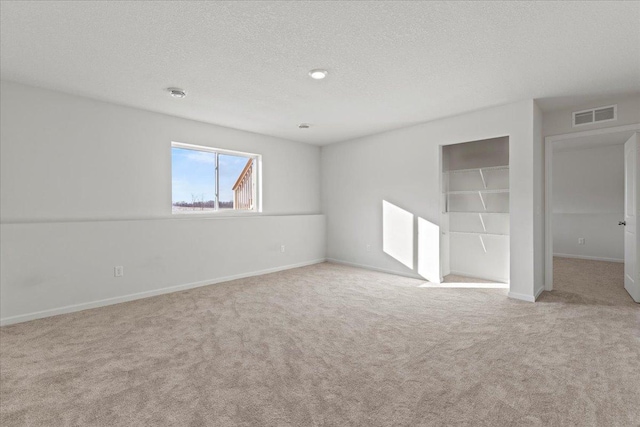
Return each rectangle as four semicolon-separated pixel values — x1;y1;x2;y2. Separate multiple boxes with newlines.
441;137;510;282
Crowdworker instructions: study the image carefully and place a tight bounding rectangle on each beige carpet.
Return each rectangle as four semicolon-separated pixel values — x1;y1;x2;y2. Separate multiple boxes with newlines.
1;258;639;426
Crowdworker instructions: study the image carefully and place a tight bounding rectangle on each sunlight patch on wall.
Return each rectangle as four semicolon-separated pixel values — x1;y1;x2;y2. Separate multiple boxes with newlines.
383;201;414;269
417;217;440;283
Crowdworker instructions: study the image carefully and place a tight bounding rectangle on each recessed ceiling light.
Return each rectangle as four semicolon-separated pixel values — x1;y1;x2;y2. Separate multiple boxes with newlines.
308;69;328;80
167;87;187;98
299;123;311;129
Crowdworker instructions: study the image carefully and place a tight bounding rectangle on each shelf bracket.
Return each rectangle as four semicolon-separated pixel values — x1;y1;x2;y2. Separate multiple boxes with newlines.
478;169;487;189
478;213;486;232
479;235;487;253
478;191;487;211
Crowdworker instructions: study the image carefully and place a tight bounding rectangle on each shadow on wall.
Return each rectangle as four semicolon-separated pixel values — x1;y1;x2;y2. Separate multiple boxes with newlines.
382;200;508;289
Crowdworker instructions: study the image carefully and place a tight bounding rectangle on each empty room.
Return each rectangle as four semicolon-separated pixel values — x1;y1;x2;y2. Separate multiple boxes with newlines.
1;1;639;426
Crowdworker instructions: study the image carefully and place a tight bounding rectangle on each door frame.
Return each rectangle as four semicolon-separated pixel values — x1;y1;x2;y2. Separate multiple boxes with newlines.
544;123;640;291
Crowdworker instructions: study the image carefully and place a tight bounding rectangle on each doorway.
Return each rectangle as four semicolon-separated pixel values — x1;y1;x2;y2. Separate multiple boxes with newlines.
545;124;640;302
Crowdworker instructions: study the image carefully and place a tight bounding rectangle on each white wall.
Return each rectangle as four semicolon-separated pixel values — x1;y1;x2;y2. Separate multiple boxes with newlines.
533;101;544;298
0;82;321;221
543;93;640;288
0;81;325;324
543;94;640;138
322;100;543;301
553;144;624;262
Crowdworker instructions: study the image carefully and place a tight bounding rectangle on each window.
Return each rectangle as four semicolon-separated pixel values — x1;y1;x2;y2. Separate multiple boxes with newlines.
171;142;260;214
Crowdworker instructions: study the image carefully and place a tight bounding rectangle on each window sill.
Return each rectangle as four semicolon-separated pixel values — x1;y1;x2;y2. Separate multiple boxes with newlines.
0;212;327;225
171;210;261;218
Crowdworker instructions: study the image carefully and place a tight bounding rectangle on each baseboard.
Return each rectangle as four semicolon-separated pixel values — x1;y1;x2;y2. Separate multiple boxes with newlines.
448;270;508;284
534;286;545;300
508;291;537;303
0;258;327;326
326;258;422;280
553;253;623;263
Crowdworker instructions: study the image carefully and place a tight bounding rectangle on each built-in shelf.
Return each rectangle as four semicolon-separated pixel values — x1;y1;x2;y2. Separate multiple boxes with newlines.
442;139;510;273
444;165;509;174
444;211;509;214
449;231;509;237
446;189;509;195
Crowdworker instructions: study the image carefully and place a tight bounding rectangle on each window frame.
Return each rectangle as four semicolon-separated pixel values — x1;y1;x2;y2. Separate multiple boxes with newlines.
171;141;262;215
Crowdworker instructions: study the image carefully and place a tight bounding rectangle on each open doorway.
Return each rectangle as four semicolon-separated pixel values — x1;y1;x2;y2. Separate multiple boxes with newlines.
545;125;640;303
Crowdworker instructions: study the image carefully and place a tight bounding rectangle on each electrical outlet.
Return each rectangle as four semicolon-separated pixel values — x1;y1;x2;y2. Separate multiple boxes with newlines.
280;245;285;253
366;244;372;252
114;266;124;277
578;238;585;245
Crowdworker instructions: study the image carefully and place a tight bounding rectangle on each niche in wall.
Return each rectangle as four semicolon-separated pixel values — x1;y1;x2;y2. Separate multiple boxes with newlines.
441;137;510;282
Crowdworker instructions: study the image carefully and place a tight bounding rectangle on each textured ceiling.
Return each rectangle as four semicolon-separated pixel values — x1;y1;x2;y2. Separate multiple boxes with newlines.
1;1;639;145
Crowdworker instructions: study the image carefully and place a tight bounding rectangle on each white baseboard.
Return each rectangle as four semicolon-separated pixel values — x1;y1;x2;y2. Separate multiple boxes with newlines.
448;270;508;284
553;253;623;263
0;258;327;326
509;286;544;302
508;291;537;303
326;258;423;280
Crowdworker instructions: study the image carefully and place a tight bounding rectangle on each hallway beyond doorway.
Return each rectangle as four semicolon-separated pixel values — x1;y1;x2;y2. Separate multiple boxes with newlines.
551;256;633;305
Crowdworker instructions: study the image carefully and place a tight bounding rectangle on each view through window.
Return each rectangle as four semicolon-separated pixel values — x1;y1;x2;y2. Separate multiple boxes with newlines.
171;143;258;213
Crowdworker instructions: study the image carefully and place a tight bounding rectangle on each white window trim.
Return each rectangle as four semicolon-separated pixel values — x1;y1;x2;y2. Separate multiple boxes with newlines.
171;141;262;216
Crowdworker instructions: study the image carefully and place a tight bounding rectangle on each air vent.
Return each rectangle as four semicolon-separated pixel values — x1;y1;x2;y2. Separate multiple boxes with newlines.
594;106;615;122
572;105;617;127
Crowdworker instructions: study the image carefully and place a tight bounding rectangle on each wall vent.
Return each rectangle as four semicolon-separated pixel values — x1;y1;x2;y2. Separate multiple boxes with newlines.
572;105;617;127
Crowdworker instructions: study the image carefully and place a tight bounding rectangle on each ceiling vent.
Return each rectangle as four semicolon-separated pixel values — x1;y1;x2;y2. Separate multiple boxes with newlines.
572;105;617;127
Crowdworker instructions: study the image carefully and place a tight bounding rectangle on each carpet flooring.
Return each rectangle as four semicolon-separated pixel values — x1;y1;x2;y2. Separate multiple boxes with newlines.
1;258;639;426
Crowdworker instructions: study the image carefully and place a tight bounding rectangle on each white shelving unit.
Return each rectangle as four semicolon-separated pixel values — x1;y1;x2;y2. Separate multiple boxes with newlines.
441;139;510;283
447;189;509;194
444;166;509;215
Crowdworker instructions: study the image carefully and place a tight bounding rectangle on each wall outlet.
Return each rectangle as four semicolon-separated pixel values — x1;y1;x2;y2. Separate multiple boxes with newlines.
280;245;285;253
578;238;585;245
366;244;372;252
114;266;124;277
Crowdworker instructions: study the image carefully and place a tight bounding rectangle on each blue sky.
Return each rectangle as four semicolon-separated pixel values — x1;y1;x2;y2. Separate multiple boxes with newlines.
171;148;248;204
